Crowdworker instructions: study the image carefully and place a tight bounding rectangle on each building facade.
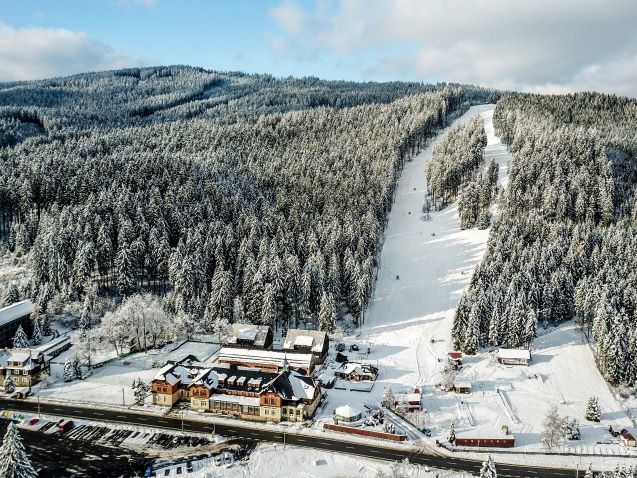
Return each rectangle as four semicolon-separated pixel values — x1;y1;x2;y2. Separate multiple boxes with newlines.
151;355;321;423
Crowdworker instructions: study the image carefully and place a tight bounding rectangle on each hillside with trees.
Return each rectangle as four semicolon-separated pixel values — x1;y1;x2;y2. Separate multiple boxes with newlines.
0;66;496;344
453;92;637;386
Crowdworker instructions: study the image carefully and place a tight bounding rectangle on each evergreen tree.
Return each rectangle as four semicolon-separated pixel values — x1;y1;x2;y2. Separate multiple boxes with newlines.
479;455;497;478
0;422;37;478
31;319;42;345
585;396;601;422
318;292;337;333
447;420;456;444
12;326;29;349
3;375;15;394
132;377;148;406
40;313;52;336
63;357;73;382
3;283;20;306
72;355;82;379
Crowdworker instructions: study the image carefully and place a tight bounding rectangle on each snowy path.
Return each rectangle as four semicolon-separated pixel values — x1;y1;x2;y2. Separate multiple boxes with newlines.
361;105;508;388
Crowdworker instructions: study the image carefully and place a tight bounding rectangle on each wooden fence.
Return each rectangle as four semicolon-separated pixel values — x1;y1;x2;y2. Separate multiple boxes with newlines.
323;423;407;442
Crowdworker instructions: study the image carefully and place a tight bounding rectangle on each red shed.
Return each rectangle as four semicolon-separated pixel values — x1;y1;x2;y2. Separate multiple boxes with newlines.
454;429;515;448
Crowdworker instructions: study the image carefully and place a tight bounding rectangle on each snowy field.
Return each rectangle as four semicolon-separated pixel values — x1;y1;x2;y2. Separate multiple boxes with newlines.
207;444;471;478
37;340;219;406
316;105;636;463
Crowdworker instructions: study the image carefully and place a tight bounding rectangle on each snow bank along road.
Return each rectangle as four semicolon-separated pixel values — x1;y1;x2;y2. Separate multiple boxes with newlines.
1;397;580;477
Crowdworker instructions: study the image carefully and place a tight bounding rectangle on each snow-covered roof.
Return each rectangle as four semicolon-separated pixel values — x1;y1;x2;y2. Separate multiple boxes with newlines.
335;404;361;419
337;361;377;376
0;300;33;327
496;349;531;360
395;393;421;403
283;329;327;354
226;324;272;348
455;427;514;439
210;393;259;407
288;372;316;400
217;346;314;371
32;335;71;355
153;363;208;386
7;351;31;363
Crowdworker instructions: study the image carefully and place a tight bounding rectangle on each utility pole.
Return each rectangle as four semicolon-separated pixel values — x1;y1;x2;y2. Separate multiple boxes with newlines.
122;388;125;406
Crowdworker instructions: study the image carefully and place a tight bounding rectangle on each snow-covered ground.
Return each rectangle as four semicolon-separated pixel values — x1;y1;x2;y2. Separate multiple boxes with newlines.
198;444;471;478
315;105;636;466
37;340;219;406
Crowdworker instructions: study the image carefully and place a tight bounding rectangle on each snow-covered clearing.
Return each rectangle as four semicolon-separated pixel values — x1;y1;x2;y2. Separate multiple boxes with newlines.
315;105;636;467
37;340;219;406
200;443;471;478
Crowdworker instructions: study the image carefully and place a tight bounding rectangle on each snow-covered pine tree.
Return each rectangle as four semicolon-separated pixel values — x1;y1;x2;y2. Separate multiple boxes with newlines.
585;396;601;422
40;313;52;337
72;355;82;379
447;420;456;444
132;377;147;406
0;422;37;478
3;283;20;307
79;294;92;330
12;325;29;348
31;319;42;345
318;292;337;333
479;455;497;478
3;375;15;394
382;387;395;410
541;405;565;450
63;357;72;382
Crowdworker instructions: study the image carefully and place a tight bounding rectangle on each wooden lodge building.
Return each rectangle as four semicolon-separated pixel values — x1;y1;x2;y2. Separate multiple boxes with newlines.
151;355;321;422
282;329;329;364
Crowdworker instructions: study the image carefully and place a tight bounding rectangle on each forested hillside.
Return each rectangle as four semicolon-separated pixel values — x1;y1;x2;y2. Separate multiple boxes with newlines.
453;92;637;386
0;66;496;340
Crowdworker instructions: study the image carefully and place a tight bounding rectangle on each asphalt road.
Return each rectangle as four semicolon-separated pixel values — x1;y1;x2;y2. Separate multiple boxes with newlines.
0;398;582;478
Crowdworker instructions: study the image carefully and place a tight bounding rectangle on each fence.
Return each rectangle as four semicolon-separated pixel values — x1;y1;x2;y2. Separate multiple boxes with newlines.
323;423;407;442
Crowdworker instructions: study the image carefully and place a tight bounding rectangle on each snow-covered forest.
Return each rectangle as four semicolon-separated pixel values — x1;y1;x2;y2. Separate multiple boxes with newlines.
0;66;497;340
453;92;637;386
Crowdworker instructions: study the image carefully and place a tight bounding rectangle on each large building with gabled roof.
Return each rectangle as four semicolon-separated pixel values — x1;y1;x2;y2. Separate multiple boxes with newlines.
151;355;321;422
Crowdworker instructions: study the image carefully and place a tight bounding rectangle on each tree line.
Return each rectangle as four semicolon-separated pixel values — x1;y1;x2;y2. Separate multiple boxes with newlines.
0;66;498;343
452;92;637;386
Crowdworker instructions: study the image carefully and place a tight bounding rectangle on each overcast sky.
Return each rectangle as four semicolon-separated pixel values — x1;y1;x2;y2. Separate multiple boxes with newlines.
2;0;636;96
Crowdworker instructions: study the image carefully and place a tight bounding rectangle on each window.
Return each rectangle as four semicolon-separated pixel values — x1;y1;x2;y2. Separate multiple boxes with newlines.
264;409;269;415
23;370;29;376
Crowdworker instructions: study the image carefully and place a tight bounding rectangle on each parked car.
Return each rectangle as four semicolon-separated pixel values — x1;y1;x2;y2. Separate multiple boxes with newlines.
335;343;346;352
349;344;359;352
57;420;74;434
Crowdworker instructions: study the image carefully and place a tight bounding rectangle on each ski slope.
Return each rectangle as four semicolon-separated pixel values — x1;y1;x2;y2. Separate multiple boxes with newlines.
361;104;505;388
